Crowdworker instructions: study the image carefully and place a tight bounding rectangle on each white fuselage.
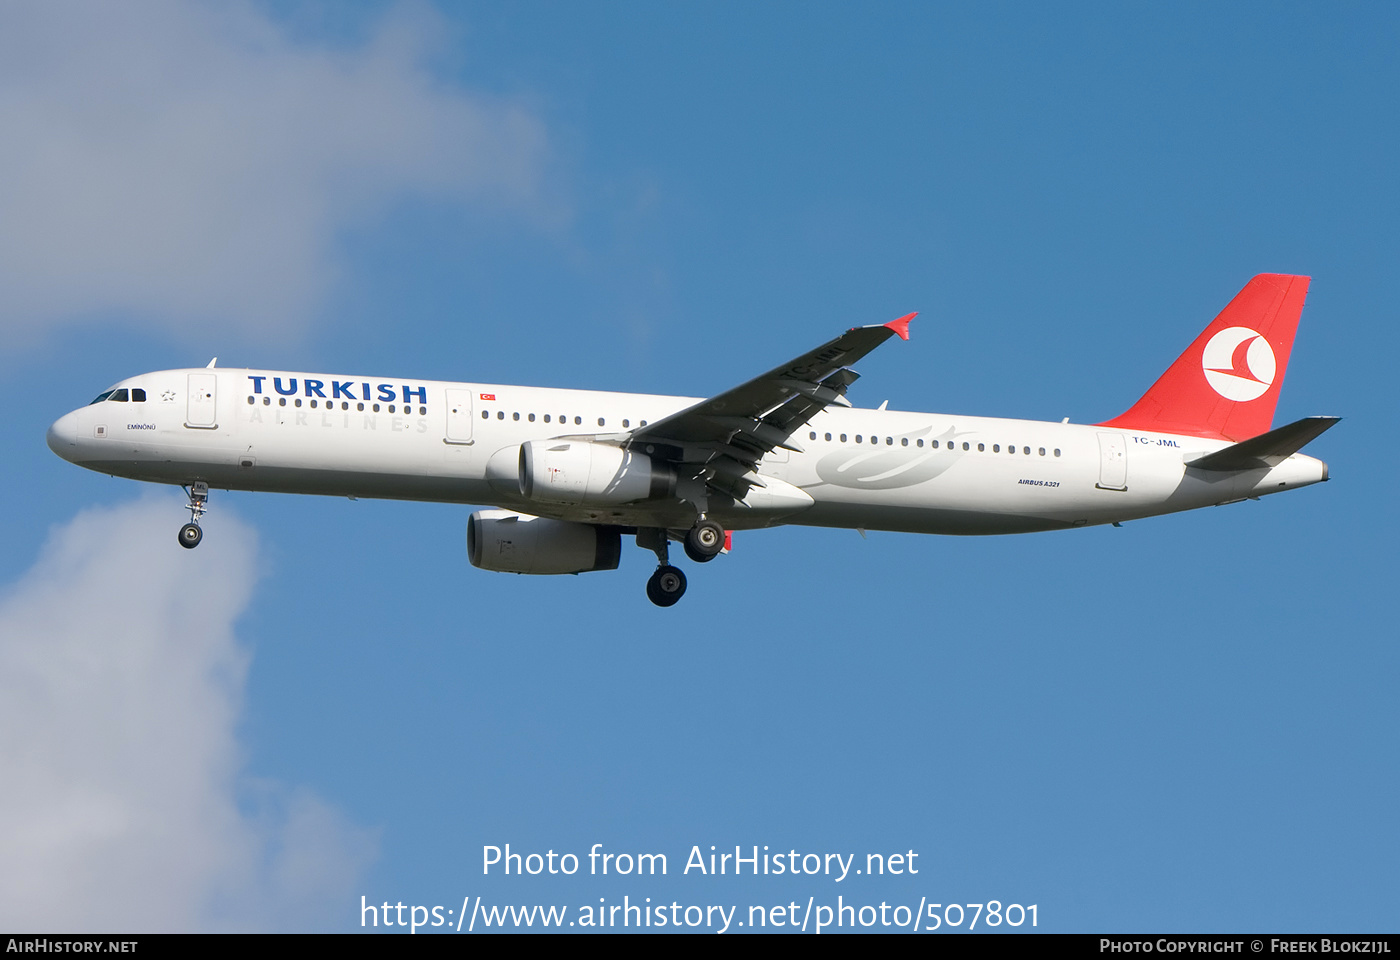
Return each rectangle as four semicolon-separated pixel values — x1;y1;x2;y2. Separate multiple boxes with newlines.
47;367;1329;535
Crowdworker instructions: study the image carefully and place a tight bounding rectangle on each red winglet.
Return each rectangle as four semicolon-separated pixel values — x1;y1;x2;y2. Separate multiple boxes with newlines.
884;312;915;341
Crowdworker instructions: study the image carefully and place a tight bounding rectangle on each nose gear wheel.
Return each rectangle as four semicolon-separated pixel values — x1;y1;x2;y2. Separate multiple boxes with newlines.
178;482;209;549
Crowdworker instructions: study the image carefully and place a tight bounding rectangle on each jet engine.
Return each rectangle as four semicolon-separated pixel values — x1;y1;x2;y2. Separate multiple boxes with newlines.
518;440;675;506
467;510;621;575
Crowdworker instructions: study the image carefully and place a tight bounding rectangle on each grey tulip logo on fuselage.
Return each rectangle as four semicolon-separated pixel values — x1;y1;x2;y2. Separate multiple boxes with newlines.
809;425;970;490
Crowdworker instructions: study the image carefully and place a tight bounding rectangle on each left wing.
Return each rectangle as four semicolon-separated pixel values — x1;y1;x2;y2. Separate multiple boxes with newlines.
627;314;915;501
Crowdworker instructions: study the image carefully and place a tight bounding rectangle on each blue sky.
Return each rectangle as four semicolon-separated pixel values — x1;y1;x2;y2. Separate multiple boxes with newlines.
0;1;1395;933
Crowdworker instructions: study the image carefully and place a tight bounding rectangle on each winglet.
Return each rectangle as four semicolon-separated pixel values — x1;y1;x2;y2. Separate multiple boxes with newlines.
884;312;915;341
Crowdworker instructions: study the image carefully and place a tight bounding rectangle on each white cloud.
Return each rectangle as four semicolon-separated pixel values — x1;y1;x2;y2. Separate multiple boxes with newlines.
0;1;553;346
0;500;375;932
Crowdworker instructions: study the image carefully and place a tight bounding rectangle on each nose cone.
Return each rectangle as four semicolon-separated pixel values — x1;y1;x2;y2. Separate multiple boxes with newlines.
47;410;79;461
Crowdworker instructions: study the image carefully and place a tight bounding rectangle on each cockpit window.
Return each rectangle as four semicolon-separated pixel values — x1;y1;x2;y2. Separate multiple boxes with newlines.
88;390;115;405
109;389;129;402
131;388;146;402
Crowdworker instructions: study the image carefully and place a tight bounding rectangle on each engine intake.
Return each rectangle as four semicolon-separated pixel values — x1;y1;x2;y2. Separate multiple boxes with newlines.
518;440;675;506
467;510;621;575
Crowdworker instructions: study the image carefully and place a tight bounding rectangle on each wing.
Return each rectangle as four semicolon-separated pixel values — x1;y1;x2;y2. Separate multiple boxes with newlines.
627;314;915;501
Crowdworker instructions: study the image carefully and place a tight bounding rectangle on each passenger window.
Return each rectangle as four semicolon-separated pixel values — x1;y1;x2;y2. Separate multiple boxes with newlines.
295;398;302;407
356;402;363;411
132;388;146;402
931;440;939;449
993;444;1000;452
389;404;396;414
279;398;287;407
1023;446;1030;455
529;413;536;422
902;437;909;446
1039;447;1046;456
247;396;255;405
978;443;985;452
372;403;379;412
1054;448;1061;457
513;412;520;420
622;419;630;428
498;411;505;420
840;434;847;442
598;417;606;427
264;397;271;406
543;414;551;423
481;410;489;419
420;406;427;415
856;435;863;443
575;416;582;425
640;420;648;427
917;439;924;447
962;442;970;451
886;437;893;445
810;431;817;440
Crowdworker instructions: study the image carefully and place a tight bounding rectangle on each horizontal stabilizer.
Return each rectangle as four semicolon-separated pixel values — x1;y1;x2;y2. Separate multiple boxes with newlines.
1186;416;1340;471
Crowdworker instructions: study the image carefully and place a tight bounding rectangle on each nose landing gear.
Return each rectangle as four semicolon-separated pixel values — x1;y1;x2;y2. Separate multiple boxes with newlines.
178;481;209;550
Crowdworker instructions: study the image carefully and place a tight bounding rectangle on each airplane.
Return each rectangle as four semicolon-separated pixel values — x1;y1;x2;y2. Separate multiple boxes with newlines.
47;273;1335;607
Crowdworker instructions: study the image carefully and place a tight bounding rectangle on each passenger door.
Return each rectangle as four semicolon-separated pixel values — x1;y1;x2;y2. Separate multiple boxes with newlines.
185;373;217;428
1096;432;1127;490
445;389;475;444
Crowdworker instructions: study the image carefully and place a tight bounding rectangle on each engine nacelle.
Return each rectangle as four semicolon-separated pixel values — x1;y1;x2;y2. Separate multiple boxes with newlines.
467;510;621;575
518;440;675;506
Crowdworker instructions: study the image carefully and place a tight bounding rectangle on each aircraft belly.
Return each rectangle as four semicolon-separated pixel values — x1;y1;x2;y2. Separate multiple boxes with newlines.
793;501;1073;535
86;453;500;505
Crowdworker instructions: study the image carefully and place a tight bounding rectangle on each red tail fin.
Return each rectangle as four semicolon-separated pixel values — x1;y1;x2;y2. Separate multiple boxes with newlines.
1097;274;1311;441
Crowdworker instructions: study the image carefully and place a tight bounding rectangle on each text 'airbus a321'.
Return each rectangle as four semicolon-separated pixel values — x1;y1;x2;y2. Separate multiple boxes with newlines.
48;274;1335;606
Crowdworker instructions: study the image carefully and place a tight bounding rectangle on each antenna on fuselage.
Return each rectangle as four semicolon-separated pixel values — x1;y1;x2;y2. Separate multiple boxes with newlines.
206;358;218;368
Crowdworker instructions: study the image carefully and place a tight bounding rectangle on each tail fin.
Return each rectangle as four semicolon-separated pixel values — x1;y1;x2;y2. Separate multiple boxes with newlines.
1097;274;1311;441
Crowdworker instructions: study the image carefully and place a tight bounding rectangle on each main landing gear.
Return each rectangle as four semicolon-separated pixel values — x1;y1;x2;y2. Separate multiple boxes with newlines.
178;481;209;549
646;565;687;607
639;520;727;607
683;519;725;563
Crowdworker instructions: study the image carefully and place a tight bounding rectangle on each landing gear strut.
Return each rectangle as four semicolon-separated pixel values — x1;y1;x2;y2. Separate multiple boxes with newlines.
683;519;725;563
178;481;209;550
638;527;688;607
